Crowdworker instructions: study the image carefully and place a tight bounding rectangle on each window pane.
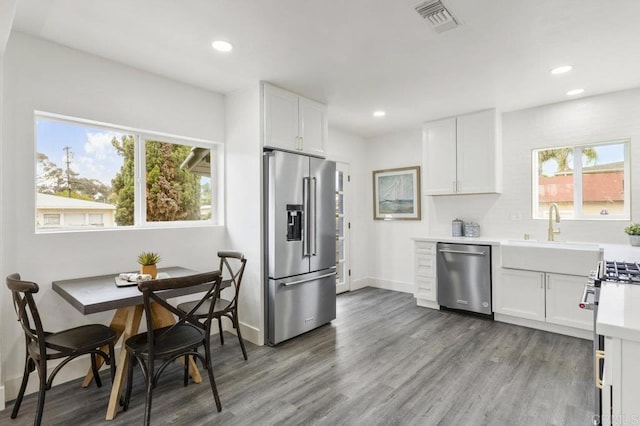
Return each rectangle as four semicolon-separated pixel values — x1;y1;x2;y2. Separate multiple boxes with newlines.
536;148;574;218
43;214;60;225
144;140;211;223
64;213;86;226
88;213;104;226
582;144;625;216
36;117;127;229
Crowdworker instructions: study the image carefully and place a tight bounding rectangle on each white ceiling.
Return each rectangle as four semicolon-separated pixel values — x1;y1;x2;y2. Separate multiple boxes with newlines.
10;0;640;138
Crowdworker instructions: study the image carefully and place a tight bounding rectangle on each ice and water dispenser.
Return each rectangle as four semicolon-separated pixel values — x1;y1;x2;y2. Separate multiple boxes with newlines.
286;204;303;241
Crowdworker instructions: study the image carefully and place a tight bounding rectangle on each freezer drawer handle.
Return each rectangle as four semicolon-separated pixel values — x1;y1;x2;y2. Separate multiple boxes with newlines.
282;271;337;287
438;249;487;256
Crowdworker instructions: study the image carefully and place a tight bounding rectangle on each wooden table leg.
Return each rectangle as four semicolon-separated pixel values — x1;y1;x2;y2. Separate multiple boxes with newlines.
149;302;203;384
82;307;129;388
105;305;143;421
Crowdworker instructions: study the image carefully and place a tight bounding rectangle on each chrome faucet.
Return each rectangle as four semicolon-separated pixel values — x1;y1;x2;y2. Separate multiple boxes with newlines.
548;203;561;241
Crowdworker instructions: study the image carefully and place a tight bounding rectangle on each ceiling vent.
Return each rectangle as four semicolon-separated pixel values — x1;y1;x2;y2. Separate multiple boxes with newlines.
414;0;459;33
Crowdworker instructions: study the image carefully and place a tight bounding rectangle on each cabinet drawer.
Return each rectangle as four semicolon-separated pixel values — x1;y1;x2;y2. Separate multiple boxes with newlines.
415;276;436;301
415;241;437;255
415;255;436;277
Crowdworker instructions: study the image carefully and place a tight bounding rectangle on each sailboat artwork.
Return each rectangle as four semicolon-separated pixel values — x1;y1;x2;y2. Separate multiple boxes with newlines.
372;166;421;220
379;174;414;214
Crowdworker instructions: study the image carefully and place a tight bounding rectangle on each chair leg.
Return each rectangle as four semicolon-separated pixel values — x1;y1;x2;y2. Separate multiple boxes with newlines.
204;345;222;412
183;355;189;386
34;359;47;426
91;353;102;388
143;366;154;426
218;318;224;345
11;356;32;419
234;313;248;361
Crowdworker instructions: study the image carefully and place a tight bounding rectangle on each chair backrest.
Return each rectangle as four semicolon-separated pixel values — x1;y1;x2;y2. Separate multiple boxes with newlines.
6;273;47;356
137;271;222;350
217;251;247;310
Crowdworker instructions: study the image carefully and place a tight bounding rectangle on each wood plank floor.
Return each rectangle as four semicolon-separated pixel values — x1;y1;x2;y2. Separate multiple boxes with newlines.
1;288;594;425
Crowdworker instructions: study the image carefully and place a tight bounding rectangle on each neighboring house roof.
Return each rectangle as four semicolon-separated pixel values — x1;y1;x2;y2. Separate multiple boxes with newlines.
36;193;116;210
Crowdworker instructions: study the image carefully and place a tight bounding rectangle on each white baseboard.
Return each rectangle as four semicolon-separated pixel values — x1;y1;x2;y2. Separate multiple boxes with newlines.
219;319;261;346
494;313;593;340
350;277;413;294
416;298;440;310
350;277;371;291
366;277;413;294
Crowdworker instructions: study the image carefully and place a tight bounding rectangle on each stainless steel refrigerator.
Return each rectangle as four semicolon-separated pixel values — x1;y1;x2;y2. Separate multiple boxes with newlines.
264;149;336;346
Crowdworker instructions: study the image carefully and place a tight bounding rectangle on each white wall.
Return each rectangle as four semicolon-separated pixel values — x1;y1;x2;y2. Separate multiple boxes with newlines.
0;52;5;409
326;127;368;289
365;128;426;293
1;33;228;400
224;85;262;344
428;88;640;243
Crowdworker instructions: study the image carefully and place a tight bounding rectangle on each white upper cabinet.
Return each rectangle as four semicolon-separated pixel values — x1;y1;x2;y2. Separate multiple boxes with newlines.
263;82;327;156
422;118;457;195
423;109;501;195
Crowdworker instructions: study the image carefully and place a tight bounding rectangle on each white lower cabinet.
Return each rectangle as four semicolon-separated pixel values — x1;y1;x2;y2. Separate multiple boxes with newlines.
496;269;545;321
601;337;640;425
496;269;592;331
414;241;437;306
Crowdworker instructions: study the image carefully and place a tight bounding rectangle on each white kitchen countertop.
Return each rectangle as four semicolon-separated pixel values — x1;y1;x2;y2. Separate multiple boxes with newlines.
597;281;640;342
412;236;503;246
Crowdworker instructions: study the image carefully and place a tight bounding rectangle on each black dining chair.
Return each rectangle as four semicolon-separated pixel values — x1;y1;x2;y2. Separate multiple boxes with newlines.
177;251;248;360
122;271;223;426
6;273;117;426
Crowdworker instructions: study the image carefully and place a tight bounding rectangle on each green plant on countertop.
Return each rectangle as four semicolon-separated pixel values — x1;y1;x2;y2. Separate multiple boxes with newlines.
137;251;161;266
624;224;640;236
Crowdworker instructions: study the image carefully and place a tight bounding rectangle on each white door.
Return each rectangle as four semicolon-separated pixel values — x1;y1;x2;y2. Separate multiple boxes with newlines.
495;269;545;321
545;273;593;330
335;162;350;294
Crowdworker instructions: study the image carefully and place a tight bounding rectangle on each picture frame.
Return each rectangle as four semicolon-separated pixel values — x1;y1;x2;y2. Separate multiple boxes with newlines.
372;166;421;220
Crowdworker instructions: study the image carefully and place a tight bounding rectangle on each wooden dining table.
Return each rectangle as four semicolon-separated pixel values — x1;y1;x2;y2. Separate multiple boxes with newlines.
52;266;222;420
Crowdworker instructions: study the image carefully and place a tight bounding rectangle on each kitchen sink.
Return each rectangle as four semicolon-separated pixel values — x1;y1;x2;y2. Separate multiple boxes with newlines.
502;240;602;275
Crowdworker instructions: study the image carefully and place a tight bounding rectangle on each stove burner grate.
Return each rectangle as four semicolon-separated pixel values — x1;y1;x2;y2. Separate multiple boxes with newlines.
604;261;640;284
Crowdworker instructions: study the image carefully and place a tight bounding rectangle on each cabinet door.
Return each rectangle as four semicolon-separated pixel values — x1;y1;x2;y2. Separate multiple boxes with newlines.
495;269;545;321
423;118;457;195
299;96;327;156
263;83;299;151
456;109;499;194
545;273;593;330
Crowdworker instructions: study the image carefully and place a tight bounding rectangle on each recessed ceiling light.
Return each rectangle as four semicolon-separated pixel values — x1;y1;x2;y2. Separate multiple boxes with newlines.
566;88;585;96
373;111;386;118
212;40;233;52
551;65;572;75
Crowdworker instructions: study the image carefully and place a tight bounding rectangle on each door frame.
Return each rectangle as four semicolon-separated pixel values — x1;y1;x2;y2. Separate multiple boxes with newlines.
335;161;350;294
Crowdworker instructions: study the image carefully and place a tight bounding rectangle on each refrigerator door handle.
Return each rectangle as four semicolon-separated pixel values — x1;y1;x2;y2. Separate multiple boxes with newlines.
282;271;337;287
311;177;317;256
302;176;310;257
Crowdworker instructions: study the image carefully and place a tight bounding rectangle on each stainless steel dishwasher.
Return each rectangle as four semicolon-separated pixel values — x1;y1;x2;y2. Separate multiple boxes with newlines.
437;242;492;316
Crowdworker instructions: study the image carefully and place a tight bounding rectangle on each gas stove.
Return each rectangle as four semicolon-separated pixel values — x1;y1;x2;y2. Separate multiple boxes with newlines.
601;260;640;284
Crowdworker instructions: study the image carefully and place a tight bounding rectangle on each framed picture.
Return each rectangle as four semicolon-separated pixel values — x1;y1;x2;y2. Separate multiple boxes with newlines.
372;166;421;220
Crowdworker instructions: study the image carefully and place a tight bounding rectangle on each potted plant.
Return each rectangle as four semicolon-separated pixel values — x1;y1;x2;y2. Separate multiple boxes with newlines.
624;224;640;247
138;251;161;278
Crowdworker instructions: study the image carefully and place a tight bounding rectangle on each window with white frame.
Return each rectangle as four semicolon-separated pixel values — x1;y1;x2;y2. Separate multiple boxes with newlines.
532;140;629;220
35;113;221;232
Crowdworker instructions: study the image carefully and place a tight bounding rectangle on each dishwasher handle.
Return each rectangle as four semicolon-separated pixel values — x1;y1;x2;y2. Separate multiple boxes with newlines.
438;248;487;256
